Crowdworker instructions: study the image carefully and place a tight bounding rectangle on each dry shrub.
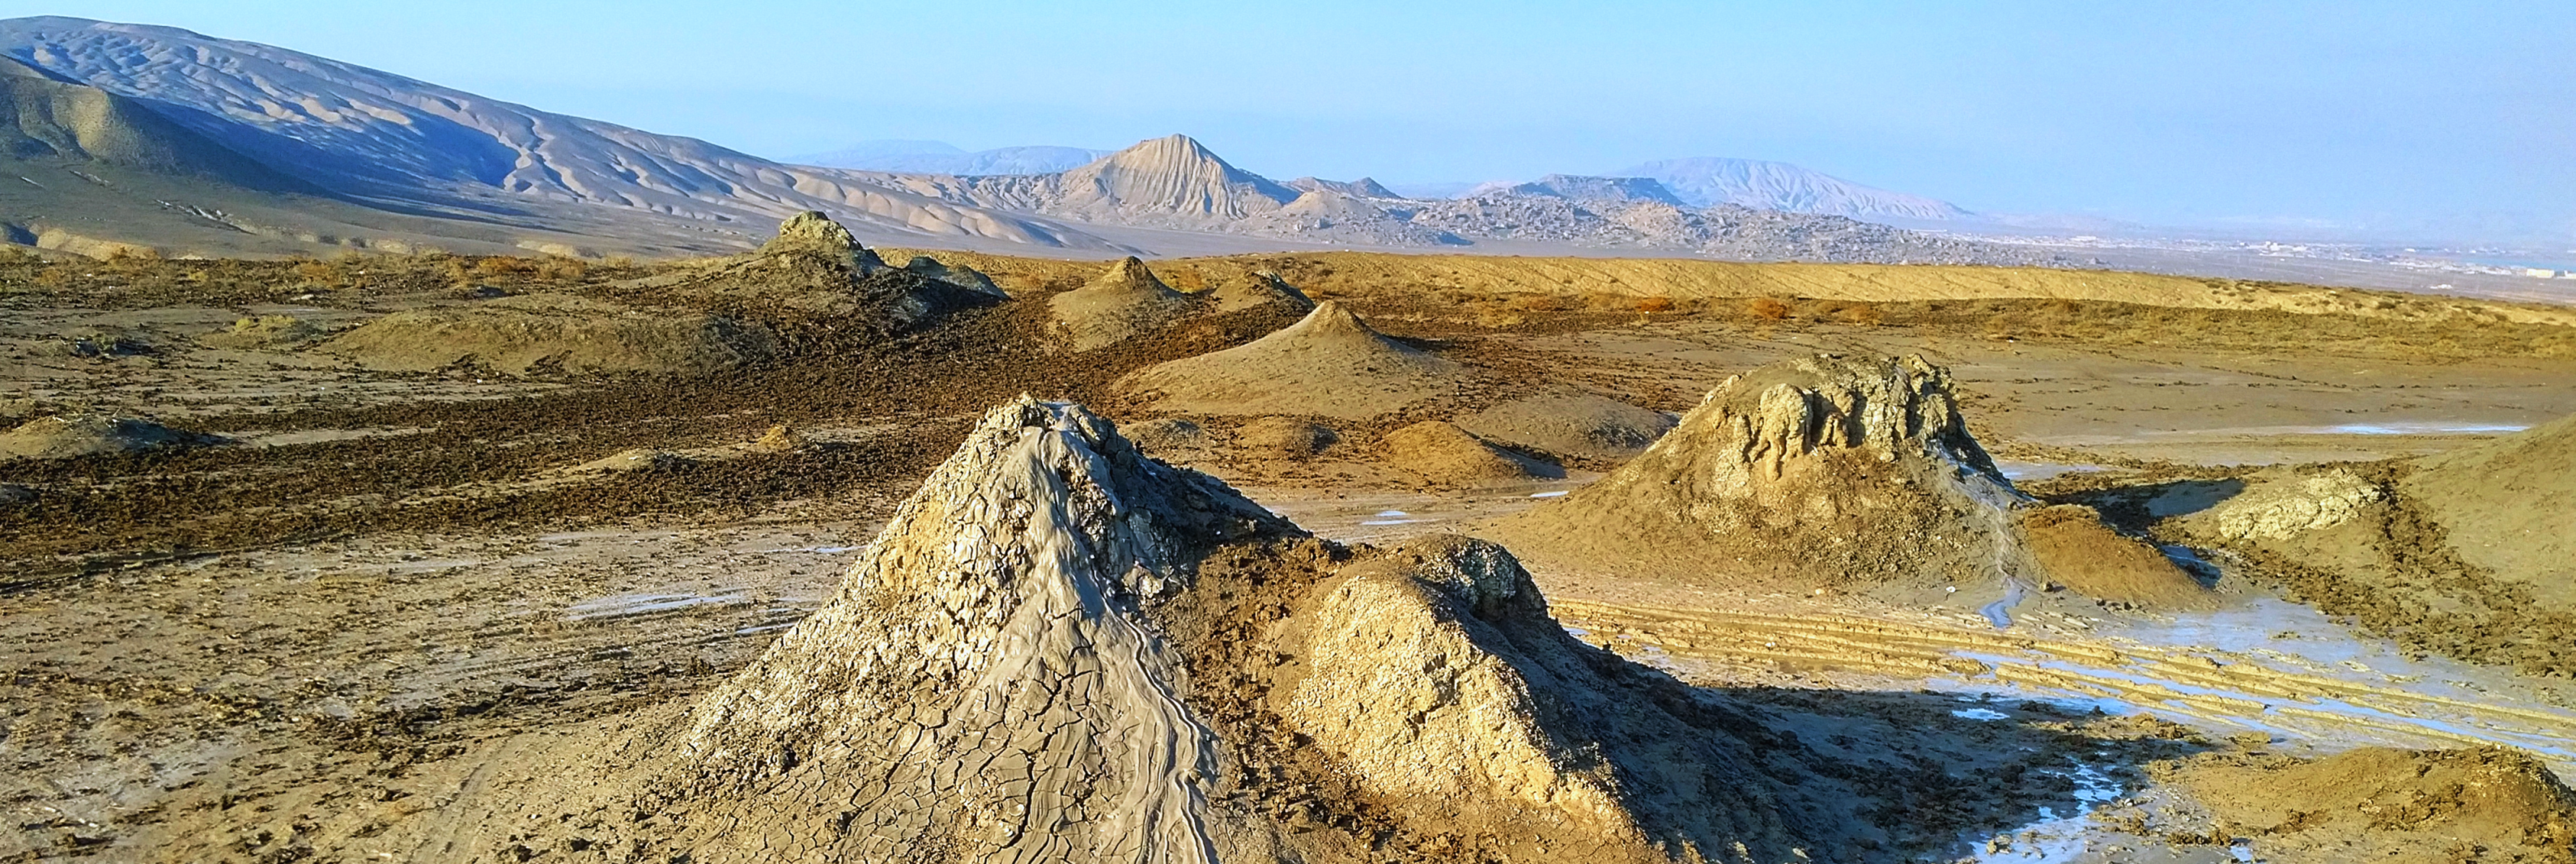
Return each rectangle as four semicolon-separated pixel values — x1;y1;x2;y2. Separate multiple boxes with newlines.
1837;304;1882;326
32;266;70;289
102;246;161;273
1745;296;1790;320
474;257;533;278
1634;296;1675;313
536;257;588;281
292;260;344;287
1509;293;1564;313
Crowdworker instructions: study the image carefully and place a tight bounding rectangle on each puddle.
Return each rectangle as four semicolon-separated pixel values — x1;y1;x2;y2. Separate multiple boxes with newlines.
1966;761;2125;863
1529;490;1569;498
1994;460;2106;481
1938;596;2576;776
1951;707;2011;721
1373;510;1409;517
566;591;749;621
2122;421;2531;439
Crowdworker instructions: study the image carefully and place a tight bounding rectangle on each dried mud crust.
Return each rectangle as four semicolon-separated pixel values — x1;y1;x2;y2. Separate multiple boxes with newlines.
2052;458;2576;676
0;292;1304;573
2133;746;2576;863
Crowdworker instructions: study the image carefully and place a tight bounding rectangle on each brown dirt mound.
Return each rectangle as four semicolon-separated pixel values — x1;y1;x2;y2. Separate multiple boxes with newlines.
1381;419;1561;487
1489;353;2022;594
1207;270;1316;315
900;254;1006;298
0;414;218;459
2157;747;2576;863
1454;386;1675;463
1118;300;1469;419
1234;415;1337;459
292;398;1826;863
2140;419;2576;673
1049;255;1205;351
2017;504;2213;609
2403;413;2576;605
321;307;778;376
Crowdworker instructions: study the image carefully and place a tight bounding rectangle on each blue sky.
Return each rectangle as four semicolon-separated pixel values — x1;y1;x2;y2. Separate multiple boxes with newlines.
21;1;2576;243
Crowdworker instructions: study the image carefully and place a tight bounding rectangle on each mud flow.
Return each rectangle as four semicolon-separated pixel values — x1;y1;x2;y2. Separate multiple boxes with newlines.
6;219;2576;863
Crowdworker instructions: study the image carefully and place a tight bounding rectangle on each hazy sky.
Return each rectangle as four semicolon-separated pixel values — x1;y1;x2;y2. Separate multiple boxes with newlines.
26;1;2576;243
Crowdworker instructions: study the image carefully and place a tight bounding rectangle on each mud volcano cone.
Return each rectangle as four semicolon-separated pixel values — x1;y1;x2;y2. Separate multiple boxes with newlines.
643;211;997;334
423;396;1822;862
1497;354;2204;606
1117;300;1466;419
675;396;1286;860
1049;256;1203;351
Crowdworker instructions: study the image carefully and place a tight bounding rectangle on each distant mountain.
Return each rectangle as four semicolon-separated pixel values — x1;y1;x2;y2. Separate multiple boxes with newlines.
827;134;2064;266
0;16;1129;253
1615;157;1973;222
0;15;2055;268
1285;177;1402;199
793;140;1111;176
0;55;627;257
1464;175;1685;206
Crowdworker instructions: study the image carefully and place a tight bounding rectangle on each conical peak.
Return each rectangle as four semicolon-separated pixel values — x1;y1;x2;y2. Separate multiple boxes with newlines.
756;211;885;274
1081;255;1179;297
1282;300;1394;344
682;394;1287;754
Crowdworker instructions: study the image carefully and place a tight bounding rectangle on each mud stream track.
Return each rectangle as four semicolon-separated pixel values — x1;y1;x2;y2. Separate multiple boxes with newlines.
1553;598;2576;772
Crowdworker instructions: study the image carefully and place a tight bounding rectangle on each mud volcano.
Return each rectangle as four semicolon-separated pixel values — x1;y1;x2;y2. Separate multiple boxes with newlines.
1118;300;1466;419
629;211;1002;332
1050;256;1203;351
398;397;1818;863
1495;354;2204;606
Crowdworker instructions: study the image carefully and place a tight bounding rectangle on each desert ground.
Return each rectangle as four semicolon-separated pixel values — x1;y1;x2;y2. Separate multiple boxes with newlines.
5;221;2576;863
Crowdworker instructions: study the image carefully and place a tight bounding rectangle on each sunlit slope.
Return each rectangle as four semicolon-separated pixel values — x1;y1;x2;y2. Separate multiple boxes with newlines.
880;247;2576;326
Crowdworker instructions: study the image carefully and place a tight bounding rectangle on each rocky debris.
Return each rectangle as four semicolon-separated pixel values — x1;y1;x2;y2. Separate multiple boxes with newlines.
903;254;1007;298
49;331;155;360
2016;504;2213;609
0;483;36;505
1231;416;1336;460
199;314;325;349
1117;301;1467;419
1456;387;1676;463
0;414;220;459
748;424;806;453
1048;256;1204;351
1205;270;1315;316
321;308;777;377
2184;468;2384;542
2151;747;2576;864
1380;420;1560;487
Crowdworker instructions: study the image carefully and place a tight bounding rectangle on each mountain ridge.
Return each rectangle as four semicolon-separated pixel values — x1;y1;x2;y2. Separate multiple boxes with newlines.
1617;156;1974;221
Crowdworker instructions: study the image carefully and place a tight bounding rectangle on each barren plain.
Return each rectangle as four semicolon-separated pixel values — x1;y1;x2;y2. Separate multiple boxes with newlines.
4;224;2575;863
